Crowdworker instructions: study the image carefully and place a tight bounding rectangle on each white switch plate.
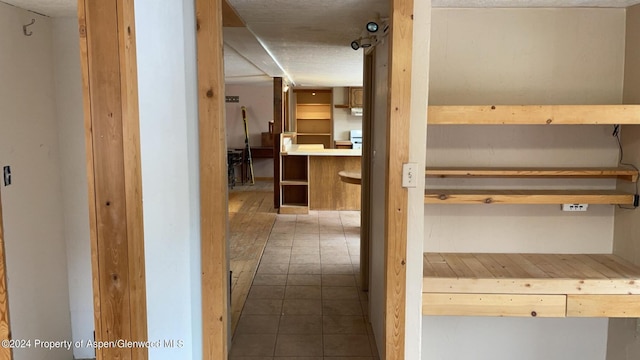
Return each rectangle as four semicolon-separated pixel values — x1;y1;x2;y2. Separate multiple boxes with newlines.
562;204;589;212
402;163;417;188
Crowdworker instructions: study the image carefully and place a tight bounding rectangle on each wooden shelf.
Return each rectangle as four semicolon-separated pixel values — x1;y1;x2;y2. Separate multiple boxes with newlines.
426;167;639;182
281;180;308;186
334;104;349;109
424;189;635;205
428;105;640;125
423;253;640;318
279;204;309;214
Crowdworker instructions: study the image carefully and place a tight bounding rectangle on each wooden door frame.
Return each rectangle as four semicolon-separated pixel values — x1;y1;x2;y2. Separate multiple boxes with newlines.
0;190;12;360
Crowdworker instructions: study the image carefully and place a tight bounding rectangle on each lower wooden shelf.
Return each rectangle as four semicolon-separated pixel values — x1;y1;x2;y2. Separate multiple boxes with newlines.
423;253;640;318
279;204;308;214
424;189;636;205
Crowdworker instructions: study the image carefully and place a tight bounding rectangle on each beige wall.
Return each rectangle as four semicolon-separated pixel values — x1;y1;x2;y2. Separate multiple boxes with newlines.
332;87;363;141
422;8;626;360
0;4;73;359
225;83;274;178
608;4;640;360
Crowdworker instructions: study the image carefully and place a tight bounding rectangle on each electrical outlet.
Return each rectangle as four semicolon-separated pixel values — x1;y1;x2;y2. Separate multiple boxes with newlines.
402;163;417;188
561;204;589;212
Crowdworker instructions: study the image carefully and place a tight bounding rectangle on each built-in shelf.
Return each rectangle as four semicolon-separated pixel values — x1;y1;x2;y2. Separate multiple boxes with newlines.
423;252;640;318
278;204;309;214
424;189;636;205
334;104;350;109
281;180;308;186
297;133;332;136
426;167;639;182
427;105;640;125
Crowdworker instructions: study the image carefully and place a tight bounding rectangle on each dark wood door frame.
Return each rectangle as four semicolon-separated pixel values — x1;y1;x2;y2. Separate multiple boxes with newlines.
0;190;12;360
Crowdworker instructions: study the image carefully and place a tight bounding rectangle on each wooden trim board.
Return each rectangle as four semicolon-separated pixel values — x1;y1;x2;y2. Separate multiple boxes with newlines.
424;189;635;205
426;167;639;182
78;1;148;358
423;293;566;317
194;0;230;358
0;191;12;360
384;0;413;358
428;105;640;125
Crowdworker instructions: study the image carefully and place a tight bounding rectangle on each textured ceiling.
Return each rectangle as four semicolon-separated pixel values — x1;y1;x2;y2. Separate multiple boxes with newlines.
5;0;640;86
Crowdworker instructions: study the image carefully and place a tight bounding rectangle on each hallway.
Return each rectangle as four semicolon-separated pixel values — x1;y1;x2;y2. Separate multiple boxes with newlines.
229;210;379;359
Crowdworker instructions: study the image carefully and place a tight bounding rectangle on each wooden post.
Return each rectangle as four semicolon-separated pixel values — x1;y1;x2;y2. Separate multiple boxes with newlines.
78;0;148;359
194;0;230;358
0;191;12;360
385;0;413;358
273;77;284;208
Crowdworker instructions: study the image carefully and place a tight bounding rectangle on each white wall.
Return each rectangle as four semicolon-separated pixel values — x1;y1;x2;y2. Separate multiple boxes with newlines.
332;87;362;141
423;8;626;360
52;17;95;360
135;0;202;358
608;4;640;360
0;4;73;359
225;83;274;178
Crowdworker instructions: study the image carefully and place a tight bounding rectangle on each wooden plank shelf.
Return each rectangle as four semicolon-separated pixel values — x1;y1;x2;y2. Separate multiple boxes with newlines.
427;105;640;125
423;253;640;317
426;167;639;182
424;189;636;205
281;180;308;186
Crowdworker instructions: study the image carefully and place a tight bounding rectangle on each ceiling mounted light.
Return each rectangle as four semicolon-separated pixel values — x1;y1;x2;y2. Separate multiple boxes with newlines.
350;40;360;50
366;21;379;33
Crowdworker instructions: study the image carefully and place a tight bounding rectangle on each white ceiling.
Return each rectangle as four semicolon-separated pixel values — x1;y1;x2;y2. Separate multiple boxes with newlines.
4;0;640;86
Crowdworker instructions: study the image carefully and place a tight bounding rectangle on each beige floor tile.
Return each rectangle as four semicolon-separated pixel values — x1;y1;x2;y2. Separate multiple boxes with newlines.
254;274;288;286
295;227;320;235
282;299;322;315
293;239;320;248
248;285;286;300
236;315;280;334
267;238;294;247
288;263;321;275
243;299;283;315
290;253;321;264
321;286;359;300
320;234;346;241
321;255;352;265
293;233;320;240
287;274;321;286
291;247;320;255
277;315;322;334
321;264;353;275
321;274;356;287
261;252;292;264
258;263;290;275
322;299;362;316
275;334;323;357
285;285;321;300
320;247;349;256
323;334;371;357
269;232;295;240
263;246;293;255
322;315;367;334
230;333;277;357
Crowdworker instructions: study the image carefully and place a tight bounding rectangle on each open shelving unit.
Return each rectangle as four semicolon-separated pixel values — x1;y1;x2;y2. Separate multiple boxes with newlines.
295;89;332;148
423;253;640;318
422;104;640;318
279;153;309;214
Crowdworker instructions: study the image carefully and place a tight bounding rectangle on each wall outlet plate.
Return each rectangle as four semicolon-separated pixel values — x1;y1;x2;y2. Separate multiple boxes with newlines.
562;204;588;212
402;163;417;188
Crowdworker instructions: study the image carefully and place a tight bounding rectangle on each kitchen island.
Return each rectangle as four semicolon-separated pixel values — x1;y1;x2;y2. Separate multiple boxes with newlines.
279;144;362;213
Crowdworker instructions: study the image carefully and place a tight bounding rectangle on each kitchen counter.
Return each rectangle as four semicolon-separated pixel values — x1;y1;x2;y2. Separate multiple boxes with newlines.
282;144;362;157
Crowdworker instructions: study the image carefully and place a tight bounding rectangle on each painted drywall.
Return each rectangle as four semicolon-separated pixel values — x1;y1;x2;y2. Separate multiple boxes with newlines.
225;83;274;179
369;39;390;357
135;0;202;358
0;4;73;359
423;8;625;360
608;4;640;360
405;1;431;358
52;17;94;360
332;87;362;142
424;317;608;360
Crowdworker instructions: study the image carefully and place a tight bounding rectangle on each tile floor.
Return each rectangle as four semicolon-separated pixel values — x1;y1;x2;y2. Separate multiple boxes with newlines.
230;210;380;360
